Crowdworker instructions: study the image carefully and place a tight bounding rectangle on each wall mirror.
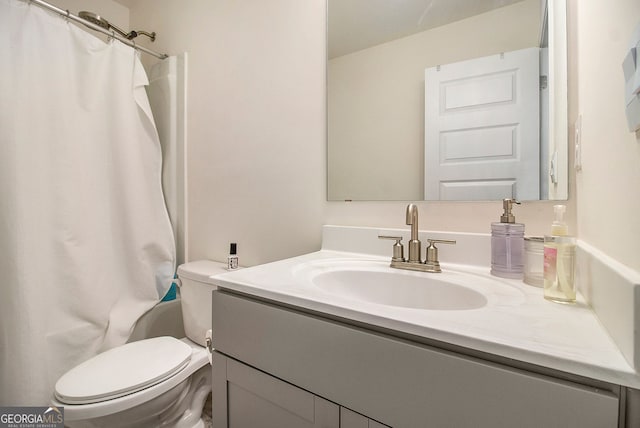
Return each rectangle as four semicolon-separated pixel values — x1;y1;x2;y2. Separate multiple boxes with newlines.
327;0;568;201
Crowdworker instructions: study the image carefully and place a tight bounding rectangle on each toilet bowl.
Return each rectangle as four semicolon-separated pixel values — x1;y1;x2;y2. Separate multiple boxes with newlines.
52;260;227;428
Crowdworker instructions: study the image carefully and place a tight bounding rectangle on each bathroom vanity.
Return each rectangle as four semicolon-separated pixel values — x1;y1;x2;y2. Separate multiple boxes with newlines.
210;227;640;427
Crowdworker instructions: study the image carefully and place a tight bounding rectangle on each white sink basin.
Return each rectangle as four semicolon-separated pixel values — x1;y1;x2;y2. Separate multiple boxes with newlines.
293;259;523;311
312;269;487;310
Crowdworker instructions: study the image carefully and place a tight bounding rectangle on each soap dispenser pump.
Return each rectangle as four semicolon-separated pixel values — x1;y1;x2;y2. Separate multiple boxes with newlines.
490;198;525;279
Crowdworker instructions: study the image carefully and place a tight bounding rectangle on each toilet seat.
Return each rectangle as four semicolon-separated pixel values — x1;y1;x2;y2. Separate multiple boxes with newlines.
52;338;210;422
55;337;193;405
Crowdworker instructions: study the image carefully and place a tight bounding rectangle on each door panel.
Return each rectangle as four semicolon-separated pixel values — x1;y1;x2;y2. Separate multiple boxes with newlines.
425;47;540;200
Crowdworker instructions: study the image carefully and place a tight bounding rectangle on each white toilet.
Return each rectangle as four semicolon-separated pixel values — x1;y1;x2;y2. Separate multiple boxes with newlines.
52;260;227;428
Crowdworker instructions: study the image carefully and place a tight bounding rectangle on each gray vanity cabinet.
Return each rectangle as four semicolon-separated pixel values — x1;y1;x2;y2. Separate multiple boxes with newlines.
211;290;624;428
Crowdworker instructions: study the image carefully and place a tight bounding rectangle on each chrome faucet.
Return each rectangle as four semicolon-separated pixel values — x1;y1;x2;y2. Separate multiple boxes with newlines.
405;203;421;263
379;204;456;273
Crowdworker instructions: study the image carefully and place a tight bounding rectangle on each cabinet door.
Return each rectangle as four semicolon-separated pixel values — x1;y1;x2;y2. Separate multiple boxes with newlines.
341;407;390;428
212;351;339;428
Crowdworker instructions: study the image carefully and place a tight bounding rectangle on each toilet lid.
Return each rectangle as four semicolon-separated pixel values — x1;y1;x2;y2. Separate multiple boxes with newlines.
55;336;192;405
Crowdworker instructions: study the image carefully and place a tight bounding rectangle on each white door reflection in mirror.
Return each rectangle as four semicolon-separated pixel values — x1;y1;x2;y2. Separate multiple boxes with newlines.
425;47;540;201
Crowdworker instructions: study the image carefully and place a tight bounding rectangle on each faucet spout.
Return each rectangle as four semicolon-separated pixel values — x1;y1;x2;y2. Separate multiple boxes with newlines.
405;204;421;263
406;204;419;241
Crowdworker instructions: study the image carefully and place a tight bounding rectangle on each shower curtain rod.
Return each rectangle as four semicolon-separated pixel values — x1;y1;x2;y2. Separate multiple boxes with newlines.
25;0;168;60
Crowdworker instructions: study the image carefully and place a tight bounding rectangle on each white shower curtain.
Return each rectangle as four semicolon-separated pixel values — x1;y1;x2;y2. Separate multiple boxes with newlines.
0;0;176;405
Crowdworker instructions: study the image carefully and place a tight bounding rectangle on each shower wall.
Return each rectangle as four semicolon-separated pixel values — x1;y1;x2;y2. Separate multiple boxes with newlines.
147;54;188;265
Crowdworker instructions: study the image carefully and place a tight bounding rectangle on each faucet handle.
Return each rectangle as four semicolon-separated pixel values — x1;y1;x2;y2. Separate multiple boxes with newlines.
426;239;456;261
427;238;456;246
378;235;405;262
424;239;456;272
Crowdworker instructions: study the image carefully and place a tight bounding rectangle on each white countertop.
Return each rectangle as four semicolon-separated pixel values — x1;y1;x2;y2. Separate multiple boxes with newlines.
211;249;639;389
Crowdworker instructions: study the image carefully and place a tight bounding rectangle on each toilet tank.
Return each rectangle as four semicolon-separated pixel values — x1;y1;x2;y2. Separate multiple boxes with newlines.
177;260;228;346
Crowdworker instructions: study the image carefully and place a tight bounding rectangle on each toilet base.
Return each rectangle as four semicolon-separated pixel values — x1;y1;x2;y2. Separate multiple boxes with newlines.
63;365;211;428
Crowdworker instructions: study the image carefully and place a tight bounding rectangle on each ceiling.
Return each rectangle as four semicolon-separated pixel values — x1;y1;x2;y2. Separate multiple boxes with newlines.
328;0;527;58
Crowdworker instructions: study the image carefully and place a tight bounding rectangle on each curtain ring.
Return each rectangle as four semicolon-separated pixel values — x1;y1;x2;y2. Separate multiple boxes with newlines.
65;9;70;23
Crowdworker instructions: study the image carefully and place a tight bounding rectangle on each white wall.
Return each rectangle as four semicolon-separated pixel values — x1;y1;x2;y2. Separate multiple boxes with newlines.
328;0;540;201
127;0;326;266
125;0;576;267
574;0;640;272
